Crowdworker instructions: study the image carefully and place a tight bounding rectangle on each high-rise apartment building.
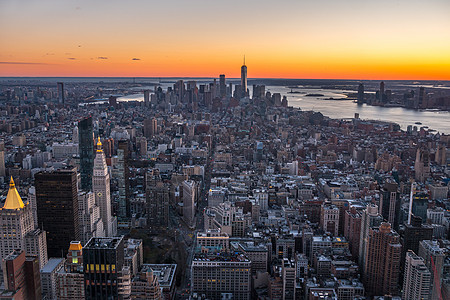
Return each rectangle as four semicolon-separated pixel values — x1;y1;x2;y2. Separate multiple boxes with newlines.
282;258;296;300
35;169;80;257
78;116;94;191
93;137;116;236
418;240;445;300
358;204;383;268
363;222;402;297
402;250;431;300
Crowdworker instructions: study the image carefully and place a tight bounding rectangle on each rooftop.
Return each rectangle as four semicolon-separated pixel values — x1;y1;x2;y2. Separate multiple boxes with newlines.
2;177;25;210
41;258;64;273
85;236;124;249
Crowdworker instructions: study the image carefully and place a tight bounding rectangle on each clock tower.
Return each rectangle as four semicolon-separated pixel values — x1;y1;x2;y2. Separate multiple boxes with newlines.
93;137;116;236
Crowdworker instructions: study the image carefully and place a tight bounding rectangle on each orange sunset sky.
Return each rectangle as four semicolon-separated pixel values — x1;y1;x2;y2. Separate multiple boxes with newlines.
1;0;450;80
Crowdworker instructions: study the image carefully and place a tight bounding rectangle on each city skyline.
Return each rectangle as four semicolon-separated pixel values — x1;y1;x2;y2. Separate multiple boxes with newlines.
1;0;450;80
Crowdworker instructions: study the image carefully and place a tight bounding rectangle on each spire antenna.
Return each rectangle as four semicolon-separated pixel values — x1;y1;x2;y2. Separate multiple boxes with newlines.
243;55;245;66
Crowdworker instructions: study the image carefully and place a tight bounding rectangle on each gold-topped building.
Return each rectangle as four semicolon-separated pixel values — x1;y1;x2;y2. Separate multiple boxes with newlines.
3;177;25;210
0;177;48;269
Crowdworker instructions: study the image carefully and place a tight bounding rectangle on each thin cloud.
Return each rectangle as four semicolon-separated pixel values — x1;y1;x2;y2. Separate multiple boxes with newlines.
0;61;53;65
97;57;108;60
132;58;141;61
67;57;76;60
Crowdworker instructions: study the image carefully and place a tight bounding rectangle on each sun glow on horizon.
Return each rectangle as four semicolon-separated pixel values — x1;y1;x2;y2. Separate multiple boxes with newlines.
1;0;449;80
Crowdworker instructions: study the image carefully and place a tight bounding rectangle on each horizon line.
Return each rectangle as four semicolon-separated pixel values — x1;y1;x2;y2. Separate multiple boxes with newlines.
1;76;449;82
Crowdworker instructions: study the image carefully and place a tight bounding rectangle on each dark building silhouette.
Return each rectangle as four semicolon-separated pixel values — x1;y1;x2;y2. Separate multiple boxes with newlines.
401;215;433;267
78;116;94;191
117;140;130;219
241;57;248;98
35;169;80;257
380;181;401;230
57;82;64;104
357;83;364;104
219;74;226;97
145;169;169;227
83;236;126;299
380;81;385;102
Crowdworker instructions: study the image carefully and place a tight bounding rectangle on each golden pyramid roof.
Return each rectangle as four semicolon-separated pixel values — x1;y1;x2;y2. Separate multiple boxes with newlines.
3;177;25;210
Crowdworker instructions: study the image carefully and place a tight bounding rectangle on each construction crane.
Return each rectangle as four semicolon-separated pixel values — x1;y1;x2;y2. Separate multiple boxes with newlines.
430;255;443;300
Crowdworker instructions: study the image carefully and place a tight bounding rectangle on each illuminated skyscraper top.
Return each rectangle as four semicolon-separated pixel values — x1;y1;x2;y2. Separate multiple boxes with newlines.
241;56;247;98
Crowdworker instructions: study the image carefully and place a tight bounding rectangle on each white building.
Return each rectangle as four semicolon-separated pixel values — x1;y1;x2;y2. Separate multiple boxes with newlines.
78;191;105;244
92;138;116;236
402;251;431;300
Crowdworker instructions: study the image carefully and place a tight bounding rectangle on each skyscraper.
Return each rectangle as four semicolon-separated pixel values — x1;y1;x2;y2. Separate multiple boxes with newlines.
418;86;426;108
219;74;226;97
93;137;116;236
143;90;150;106
78;116;94;191
117;140;130;219
402;250;431;300
415;148;431;182
57;82;64;104
380;81;385;102
35;169;80;257
358;204;383;268
78;191;105;244
0;177;48;269
83;236;131;300
240;57;247;98
380;181;401;230
401;215;433;266
363;222;402;297
357;83;364;104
